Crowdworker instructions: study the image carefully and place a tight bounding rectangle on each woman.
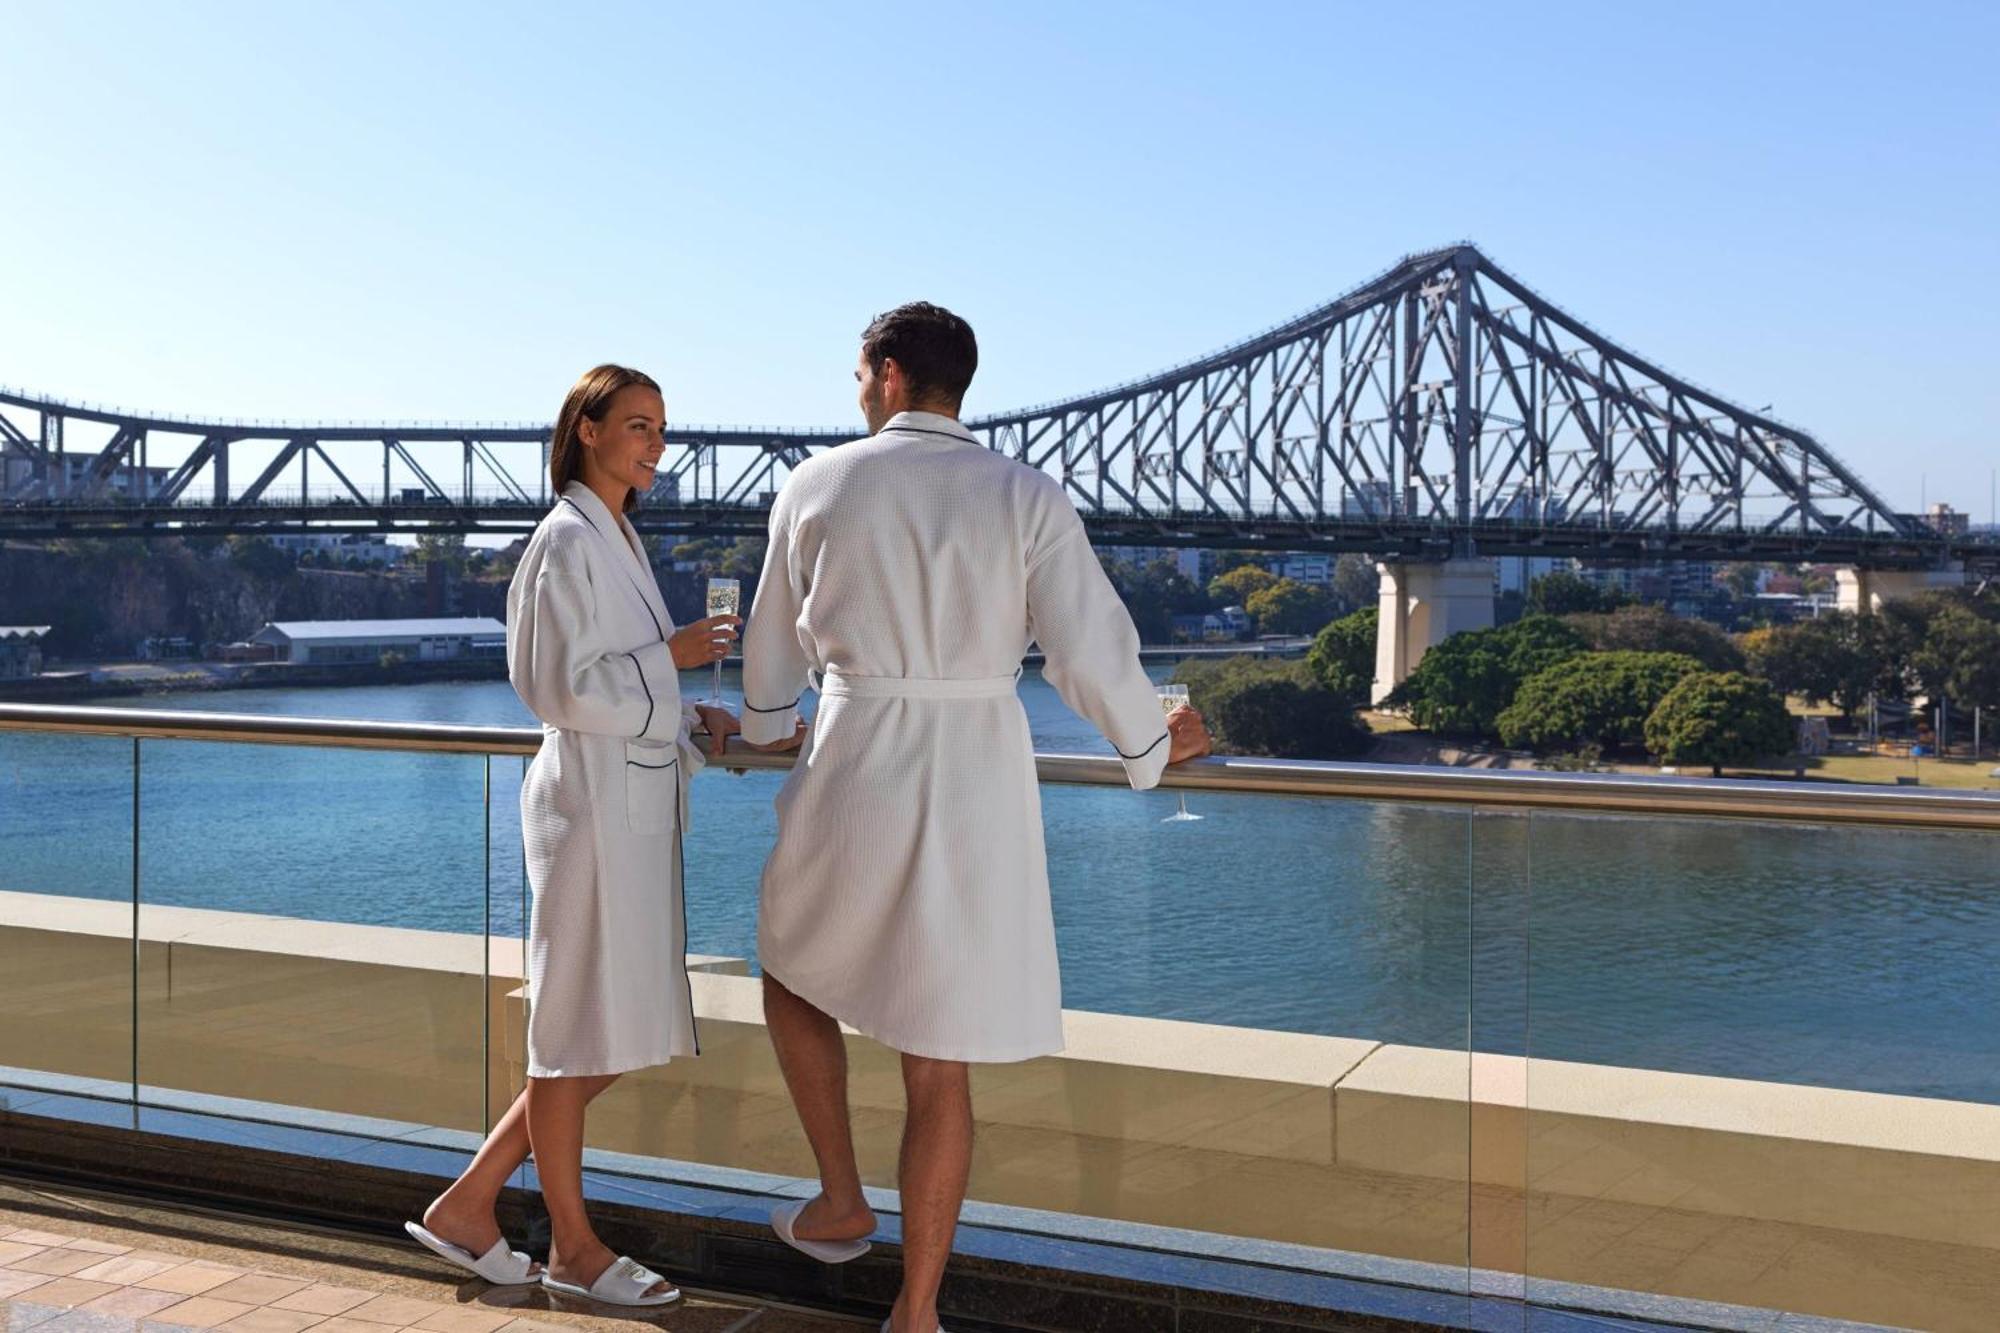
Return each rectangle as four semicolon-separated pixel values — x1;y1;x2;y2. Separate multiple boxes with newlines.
405;364;780;1305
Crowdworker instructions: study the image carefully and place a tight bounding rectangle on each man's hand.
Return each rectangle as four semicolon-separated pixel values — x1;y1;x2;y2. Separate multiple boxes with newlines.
670;615;741;670
1166;706;1212;765
692;704;741;759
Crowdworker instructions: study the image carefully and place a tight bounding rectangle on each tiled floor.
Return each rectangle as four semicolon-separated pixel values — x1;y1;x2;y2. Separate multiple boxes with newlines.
0;1182;861;1333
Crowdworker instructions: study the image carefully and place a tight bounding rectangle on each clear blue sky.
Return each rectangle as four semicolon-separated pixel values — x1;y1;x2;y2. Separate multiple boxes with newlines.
3;0;1996;517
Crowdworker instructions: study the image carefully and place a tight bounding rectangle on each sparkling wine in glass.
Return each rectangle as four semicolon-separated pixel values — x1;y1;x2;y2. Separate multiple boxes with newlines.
705;577;740;704
1156;683;1202;823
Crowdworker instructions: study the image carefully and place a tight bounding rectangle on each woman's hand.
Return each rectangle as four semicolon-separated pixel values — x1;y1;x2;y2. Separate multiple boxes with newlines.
692;704;741;759
744;720;811;753
670;615;741;670
1165;706;1212;765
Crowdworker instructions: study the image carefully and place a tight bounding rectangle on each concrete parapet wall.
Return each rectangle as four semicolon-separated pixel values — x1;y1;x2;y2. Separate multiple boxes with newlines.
3;890;1996;1328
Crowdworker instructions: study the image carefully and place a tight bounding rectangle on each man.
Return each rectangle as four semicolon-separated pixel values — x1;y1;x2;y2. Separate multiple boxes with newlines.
738;302;1210;1333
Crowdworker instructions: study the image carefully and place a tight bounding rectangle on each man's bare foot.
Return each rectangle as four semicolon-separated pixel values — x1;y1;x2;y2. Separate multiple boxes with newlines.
422;1191;541;1275
546;1238;674;1300
789;1192;876;1244
886;1298;943;1333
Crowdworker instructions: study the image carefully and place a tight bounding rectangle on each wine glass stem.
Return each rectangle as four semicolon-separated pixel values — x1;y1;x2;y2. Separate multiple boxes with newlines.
712;660;722;705
1178;792;1190;818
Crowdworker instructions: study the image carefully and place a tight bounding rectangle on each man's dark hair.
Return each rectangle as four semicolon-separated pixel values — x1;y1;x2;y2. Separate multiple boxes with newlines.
861;302;978;406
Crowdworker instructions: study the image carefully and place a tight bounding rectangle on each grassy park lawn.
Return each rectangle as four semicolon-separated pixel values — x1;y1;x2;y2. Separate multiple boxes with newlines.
1737;753;2000;790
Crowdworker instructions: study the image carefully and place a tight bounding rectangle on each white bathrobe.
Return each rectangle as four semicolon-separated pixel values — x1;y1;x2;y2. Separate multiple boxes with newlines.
740;411;1171;1063
507;481;705;1078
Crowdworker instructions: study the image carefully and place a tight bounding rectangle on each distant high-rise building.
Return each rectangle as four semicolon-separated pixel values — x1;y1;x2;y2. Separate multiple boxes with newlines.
1926;503;1969;536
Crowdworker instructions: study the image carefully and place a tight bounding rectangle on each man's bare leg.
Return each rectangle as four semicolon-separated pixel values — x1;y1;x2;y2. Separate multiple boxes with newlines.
889;1054;972;1333
763;974;877;1241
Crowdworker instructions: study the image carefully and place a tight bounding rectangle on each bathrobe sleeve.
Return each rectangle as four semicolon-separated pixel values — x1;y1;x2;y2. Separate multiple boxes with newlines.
1026;511;1173;789
508;561;682;744
740;495;811;747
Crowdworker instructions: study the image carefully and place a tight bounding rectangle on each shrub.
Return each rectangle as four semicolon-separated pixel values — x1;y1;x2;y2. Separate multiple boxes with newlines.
1565;604;1745;672
1643;671;1794;776
1496;651;1704;753
1390;615;1588;738
1172;657;1369;760
1206;564;1280;607
1305;606;1378;703
1245;578;1337;636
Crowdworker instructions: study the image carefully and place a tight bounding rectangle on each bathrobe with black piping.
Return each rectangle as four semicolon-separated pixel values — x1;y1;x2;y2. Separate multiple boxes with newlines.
507;480;705;1078
738;410;1172;1063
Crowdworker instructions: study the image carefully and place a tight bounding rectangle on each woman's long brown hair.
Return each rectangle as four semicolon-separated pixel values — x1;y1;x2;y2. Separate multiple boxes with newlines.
548;364;662;513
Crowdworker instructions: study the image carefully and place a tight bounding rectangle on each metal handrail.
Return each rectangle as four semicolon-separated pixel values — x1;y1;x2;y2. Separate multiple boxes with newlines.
3;703;1995;831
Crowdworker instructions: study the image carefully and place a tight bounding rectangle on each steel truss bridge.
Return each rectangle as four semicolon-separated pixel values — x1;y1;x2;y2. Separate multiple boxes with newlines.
2;245;1990;571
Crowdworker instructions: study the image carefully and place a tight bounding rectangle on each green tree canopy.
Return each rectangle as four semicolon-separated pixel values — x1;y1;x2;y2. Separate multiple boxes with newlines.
1743;612;1892;718
1172;657;1369;760
1496;650;1705;753
1331;553;1380;615
1207;563;1280;607
1643;671;1794;776
1913;605;2000;713
1305;606;1379;704
1565;603;1746;672
1244;578;1336;636
226;535;297;582
1388;615;1589;738
1100;556;1208;643
1528;570;1627;616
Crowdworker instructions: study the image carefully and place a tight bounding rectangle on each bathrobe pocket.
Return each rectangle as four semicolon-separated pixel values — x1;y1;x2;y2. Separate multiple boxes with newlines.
623;740;679;835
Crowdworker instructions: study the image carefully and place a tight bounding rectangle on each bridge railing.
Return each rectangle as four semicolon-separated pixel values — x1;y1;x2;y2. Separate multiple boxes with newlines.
2;699;1995;1331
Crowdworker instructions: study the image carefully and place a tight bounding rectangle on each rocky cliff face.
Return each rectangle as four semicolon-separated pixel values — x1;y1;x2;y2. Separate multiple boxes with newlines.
0;539;507;660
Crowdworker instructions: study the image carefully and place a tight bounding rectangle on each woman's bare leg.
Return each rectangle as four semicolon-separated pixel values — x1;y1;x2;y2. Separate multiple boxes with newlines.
422;1088;537;1268
527;1073;673;1298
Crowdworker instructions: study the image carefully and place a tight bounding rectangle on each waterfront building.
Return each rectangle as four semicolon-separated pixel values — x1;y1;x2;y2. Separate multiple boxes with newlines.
0;625;49;678
268;532;404;565
0;444;171;499
248;616;506;665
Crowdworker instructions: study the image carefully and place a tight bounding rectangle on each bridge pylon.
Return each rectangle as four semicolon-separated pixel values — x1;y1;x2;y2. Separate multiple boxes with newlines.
1371;559;1496;704
1835;565;1968;615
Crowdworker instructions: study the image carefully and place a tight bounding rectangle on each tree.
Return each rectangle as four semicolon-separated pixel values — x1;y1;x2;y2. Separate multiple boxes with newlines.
1643;672;1794;777
1306;606;1378;703
1389;615;1588;738
1720;563;1763;600
1528;570;1626;616
1744;612;1885;719
1496;651;1704;754
1172;657;1369;760
1100;556;1208;643
1244;578;1336;636
226;535;296;582
413;533;469;571
1565;603;1746;672
1207;563;1279;607
1914;605;2000;714
1331;553;1379;615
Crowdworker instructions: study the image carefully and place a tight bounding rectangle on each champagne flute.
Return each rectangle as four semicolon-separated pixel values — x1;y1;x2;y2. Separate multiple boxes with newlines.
705;577;740;705
1157;683;1202;823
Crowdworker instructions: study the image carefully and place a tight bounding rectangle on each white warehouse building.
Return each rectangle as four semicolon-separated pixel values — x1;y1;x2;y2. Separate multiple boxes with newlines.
250;617;507;666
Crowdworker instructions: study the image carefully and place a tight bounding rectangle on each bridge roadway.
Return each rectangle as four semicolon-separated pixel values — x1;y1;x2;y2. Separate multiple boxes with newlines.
1;493;1992;572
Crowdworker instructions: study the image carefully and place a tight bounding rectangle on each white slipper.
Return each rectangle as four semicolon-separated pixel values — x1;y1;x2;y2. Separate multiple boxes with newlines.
771;1199;872;1264
403;1221;542;1286
541;1255;680;1307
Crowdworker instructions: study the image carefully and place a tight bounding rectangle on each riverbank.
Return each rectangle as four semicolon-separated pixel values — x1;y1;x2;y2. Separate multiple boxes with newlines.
5;638;1302;703
0;657;508;702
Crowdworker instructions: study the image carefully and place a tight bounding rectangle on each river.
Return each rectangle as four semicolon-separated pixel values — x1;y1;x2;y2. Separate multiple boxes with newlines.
2;672;1994;1104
